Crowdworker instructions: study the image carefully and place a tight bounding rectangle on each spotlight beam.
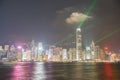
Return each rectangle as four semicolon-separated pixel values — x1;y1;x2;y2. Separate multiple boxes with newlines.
95;28;120;44
53;0;97;46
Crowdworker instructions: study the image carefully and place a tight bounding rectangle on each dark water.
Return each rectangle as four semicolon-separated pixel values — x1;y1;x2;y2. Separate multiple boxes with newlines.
0;62;120;80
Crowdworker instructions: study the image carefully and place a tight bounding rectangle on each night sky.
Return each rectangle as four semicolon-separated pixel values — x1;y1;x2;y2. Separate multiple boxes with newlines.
0;0;120;50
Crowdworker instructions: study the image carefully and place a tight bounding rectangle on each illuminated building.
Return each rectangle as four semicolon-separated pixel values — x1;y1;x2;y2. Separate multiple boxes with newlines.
47;46;63;61
85;46;91;60
68;48;76;61
4;45;9;51
22;50;31;61
62;49;68;61
0;45;4;59
99;49;106;60
52;47;62;61
31;40;36;60
90;41;95;59
4;45;9;58
34;47;38;61
37;42;43;61
110;53;117;62
10;45;16;51
17;46;22;61
0;45;3;51
22;50;27;61
76;28;83;61
17;51;22;61
48;48;53;60
8;45;17;61
95;46;100;59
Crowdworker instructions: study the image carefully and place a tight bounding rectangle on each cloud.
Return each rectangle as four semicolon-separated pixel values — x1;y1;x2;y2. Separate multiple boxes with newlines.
66;12;92;24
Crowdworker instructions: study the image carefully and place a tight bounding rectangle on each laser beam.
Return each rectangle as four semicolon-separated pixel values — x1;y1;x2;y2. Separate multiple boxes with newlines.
53;0;97;46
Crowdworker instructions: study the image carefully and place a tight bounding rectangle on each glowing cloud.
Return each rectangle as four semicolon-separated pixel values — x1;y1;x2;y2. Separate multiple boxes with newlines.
66;12;91;24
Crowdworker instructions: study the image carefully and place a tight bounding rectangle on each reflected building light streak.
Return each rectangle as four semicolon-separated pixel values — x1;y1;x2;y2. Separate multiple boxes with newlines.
10;62;25;80
104;63;113;80
87;63;98;80
33;62;46;80
10;62;34;80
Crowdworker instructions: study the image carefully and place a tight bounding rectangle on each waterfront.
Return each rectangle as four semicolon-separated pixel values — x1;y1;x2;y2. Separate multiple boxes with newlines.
0;62;120;80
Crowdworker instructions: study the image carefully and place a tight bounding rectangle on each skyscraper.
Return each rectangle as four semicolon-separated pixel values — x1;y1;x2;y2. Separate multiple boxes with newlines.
37;42;43;61
76;28;83;61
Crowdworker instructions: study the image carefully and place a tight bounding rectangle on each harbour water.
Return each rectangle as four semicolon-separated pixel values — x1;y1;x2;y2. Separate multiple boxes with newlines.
0;62;120;80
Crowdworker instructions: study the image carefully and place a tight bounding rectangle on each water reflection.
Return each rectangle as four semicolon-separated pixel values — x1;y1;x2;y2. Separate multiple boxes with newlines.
33;62;47;80
10;62;34;80
103;62;120;80
0;62;120;80
60;62;100;80
104;63;113;80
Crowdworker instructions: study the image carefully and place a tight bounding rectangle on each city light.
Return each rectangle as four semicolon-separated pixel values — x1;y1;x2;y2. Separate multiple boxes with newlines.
17;46;22;49
0;0;120;80
0;0;119;63
77;28;81;31
104;46;109;50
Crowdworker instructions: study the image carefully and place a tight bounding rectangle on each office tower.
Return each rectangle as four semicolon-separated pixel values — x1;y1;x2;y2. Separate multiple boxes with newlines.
76;28;83;61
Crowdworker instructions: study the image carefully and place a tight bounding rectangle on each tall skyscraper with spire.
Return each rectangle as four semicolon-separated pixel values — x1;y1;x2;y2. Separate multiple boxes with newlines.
76;28;83;61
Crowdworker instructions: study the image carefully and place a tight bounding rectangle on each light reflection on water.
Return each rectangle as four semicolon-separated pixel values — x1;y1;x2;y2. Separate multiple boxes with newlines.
33;62;46;80
10;62;34;80
0;62;120;80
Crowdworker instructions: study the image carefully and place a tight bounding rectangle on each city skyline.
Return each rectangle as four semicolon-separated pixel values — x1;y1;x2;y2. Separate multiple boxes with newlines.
1;1;120;80
0;0;120;49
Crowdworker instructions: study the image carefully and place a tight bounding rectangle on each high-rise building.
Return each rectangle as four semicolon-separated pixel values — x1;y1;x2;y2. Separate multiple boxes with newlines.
76;28;83;61
0;45;4;60
0;46;3;51
31;40;35;60
62;49;68;61
37;42;43;61
8;45;17;61
4;45;9;51
68;48;76;61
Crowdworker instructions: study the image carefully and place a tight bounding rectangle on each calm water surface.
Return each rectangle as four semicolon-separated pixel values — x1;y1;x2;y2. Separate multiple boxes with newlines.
0;62;120;80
